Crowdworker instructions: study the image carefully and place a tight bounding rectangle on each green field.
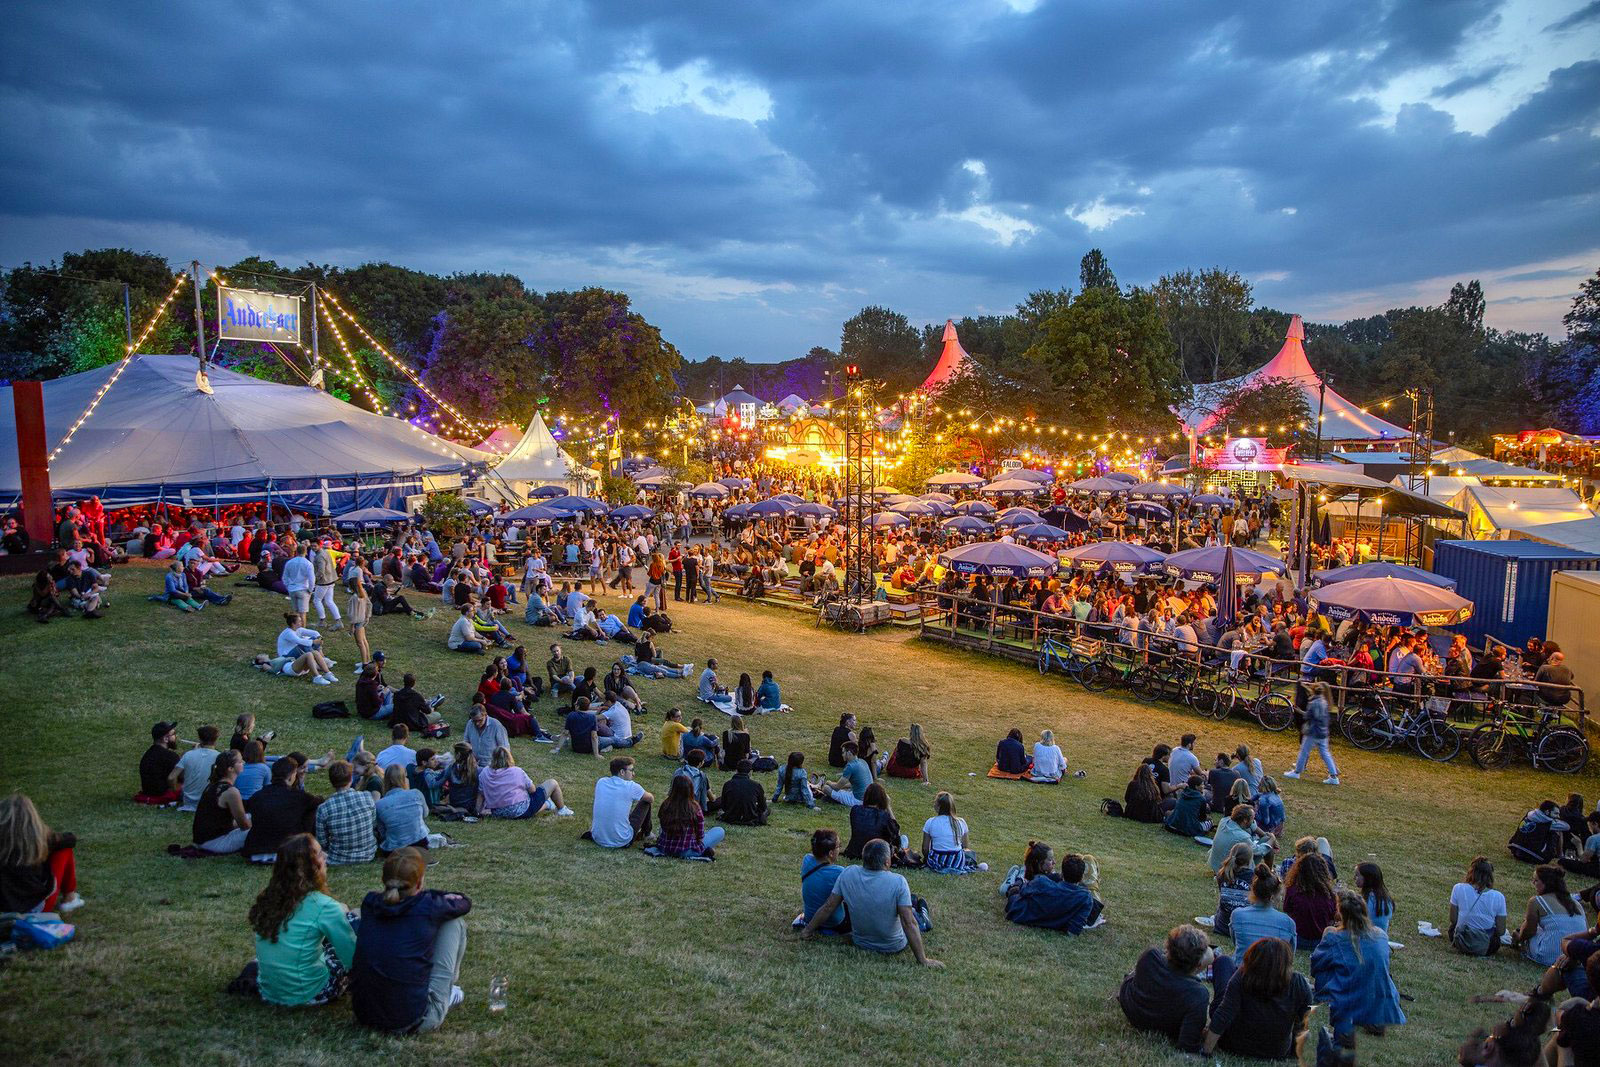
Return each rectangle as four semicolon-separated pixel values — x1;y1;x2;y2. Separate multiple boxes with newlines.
0;563;1576;1065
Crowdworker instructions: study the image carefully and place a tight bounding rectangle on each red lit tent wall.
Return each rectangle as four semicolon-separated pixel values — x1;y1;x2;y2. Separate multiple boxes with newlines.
1177;315;1411;443
920;320;972;392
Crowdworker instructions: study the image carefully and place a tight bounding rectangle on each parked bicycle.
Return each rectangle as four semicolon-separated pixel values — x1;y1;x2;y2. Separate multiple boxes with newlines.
1211;670;1296;732
1469;704;1589;774
1338;694;1462;762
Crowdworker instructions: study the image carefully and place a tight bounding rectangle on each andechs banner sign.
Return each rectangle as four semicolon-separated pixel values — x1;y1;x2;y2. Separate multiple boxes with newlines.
1198;437;1289;472
218;286;302;343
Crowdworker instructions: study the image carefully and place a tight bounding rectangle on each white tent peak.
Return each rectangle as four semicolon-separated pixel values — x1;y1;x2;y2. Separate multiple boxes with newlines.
491;411;593;488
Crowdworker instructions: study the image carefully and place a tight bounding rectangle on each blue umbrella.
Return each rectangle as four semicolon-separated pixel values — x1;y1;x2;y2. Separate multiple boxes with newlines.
1010;522;1073;543
462;496;497;516
540;495;609;514
724;502;754;521
1312;561;1458;591
747;498;797;518
1309;576;1474;628
689;482;730;499
1061;541;1168;573
610;504;655;521
1127;482;1189;500
939;541;1058;578
1103;471;1140;485
716;476;751;488
793;501;837;519
921;491;956;503
1125;501;1172;521
994;508;1043;528
1164;545;1286;583
333;506;410;531
868;511;911;528
941;515;993;534
1067;477;1130;493
1216;547;1239;631
1190;494;1233;508
527;485;567;499
498;504;568;527
953;500;997;517
771;493;805;504
1006;468;1054;484
890;499;937;516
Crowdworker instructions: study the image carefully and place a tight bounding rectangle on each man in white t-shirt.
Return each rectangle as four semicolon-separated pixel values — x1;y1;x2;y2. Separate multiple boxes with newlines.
601;701;642;748
172;725;223;811
375;723;418;770
799;840;941;966
583;757;654;848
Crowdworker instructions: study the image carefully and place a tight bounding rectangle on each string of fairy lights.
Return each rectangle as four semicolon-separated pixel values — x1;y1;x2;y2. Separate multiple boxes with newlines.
47;271;190;461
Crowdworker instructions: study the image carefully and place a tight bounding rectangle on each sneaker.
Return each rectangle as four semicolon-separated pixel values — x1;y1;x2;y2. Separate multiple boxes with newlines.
555;806;575;817
449;985;464;1008
1282;770;1300;780
428;694;447;709
977;862;990;872
323;673;338;684
313;675;332;686
543;797;557;812
221;595;233;605
326;659;337;668
425;608;437;619
461;816;479;823
58;892;85;914
1322;776;1341;786
261;730;277;743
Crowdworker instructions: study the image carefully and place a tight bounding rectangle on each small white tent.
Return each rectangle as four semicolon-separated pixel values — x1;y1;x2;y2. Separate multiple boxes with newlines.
488;412;595;495
776;393;810;416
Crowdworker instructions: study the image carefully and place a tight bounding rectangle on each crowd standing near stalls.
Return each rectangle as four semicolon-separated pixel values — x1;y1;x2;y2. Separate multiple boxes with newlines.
3;457;1591;1065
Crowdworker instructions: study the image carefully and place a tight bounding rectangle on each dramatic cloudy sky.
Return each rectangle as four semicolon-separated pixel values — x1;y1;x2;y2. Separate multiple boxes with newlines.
2;1;1597;360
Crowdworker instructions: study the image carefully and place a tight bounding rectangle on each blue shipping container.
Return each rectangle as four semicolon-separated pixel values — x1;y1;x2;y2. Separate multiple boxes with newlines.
1432;540;1600;649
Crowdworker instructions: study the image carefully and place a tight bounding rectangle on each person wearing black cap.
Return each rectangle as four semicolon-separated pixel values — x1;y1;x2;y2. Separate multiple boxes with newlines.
136;721;182;805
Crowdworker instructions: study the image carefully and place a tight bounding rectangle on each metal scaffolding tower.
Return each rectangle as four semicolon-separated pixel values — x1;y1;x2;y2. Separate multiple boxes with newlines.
1405;388;1435;564
841;364;876;599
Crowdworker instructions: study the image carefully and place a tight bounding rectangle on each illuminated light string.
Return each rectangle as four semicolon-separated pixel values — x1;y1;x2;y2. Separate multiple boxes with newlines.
48;272;190;461
318;291;490;438
306;315;457;458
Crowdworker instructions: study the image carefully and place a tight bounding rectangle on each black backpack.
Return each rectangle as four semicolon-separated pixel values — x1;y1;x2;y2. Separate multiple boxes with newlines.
1100;798;1124;818
312;700;351;719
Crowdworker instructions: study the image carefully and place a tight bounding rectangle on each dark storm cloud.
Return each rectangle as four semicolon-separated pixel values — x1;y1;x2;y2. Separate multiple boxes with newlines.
1547;0;1600;32
0;0;1596;359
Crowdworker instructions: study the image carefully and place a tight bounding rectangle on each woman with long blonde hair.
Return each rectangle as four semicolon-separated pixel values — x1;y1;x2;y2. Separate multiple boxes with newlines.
1309;891;1406;1056
885;722;932;785
921;791;983;874
248;833;355;1006
351;847;473;1033
0;793;82;914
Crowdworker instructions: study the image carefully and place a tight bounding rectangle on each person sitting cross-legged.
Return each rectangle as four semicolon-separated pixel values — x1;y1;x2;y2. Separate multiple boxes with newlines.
582;756;655;848
716;758;769;826
351;847;472;1034
315;760;377;867
477;747;572;819
656;774;725;859
798;828;849;934
1200;936;1313;1060
797;839;941;968
1004;841;1104;934
821;741;872;808
248;834;356;1008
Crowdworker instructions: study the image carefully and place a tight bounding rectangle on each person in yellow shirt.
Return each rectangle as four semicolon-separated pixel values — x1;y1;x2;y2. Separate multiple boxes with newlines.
660;707;691;759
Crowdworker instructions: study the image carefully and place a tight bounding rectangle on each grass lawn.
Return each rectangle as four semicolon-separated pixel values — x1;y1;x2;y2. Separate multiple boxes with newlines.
0;563;1582;1065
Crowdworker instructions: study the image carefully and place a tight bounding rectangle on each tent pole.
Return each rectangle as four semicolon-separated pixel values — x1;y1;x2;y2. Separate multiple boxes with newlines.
309;283;321;387
192;261;208;368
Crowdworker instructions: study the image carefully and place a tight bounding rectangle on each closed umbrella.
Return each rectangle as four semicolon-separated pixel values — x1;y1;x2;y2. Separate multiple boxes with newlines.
1215;548;1239;631
1309;575;1474;628
1312;562;1457;591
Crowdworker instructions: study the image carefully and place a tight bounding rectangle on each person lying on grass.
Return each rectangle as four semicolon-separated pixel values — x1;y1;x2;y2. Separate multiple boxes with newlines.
1004;841;1103;934
797;839;942;968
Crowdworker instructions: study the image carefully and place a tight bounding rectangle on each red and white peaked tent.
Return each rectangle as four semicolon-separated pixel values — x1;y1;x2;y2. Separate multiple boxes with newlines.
920;319;972;392
1178;315;1410;441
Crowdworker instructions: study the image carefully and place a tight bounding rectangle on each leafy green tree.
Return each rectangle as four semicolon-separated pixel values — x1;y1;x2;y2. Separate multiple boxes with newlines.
840;305;924;393
1078;249;1118;293
425;294;546;421
530;288;681;422
1206;378;1312;447
1025;286;1179;431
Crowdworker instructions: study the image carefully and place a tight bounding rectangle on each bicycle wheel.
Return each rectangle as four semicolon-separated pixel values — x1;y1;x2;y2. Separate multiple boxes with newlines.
1411;718;1462;762
1213;686;1241;722
1535;728;1590;774
843;607;865;633
1469;723;1519;770
1188;680;1221;717
1254;693;1294;732
1129;666;1164;703
1080;660;1115;692
1036;649;1051;675
1338;705;1387;750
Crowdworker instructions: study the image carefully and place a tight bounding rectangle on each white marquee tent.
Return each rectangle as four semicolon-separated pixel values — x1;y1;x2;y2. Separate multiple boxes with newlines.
0;355;492;513
487;411;596;496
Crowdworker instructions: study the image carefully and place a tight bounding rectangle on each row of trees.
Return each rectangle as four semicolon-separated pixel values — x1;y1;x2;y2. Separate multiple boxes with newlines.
0;251;684;432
